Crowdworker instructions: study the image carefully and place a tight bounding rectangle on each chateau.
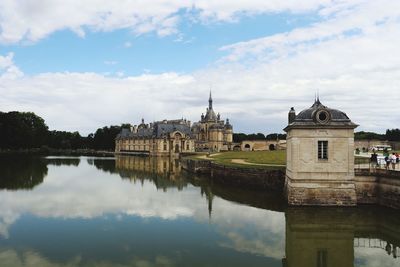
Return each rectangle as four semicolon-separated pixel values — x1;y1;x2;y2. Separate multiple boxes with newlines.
115;119;195;156
115;93;233;155
191;92;233;152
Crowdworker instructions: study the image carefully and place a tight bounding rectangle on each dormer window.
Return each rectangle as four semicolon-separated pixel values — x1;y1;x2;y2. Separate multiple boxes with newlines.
316;109;330;124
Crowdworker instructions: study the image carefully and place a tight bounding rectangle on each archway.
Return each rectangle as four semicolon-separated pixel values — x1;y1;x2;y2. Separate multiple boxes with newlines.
269;144;276;151
244;144;251;151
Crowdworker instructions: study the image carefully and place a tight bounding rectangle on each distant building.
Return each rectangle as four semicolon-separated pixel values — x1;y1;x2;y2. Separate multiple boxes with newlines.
115;119;195;156
191;92;233;152
284;98;358;206
240;140;286;151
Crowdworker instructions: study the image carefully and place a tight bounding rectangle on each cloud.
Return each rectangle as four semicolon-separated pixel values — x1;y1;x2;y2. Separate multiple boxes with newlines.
0;0;330;44
123;41;132;48
103;60;118;65
0;53;23;79
0;1;400;134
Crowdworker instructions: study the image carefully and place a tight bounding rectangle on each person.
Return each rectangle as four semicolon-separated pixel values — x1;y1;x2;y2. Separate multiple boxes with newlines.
370;152;378;169
391;153;397;170
385;155;390;170
386;242;392;255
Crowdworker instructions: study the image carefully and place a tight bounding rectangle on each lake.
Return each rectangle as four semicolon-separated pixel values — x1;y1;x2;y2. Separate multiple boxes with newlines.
0;155;399;267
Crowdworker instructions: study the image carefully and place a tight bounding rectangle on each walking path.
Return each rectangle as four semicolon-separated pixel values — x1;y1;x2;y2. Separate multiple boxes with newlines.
231;159;285;167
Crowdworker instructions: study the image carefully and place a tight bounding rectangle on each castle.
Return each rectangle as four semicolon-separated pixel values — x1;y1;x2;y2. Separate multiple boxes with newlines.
191;92;233;152
115;92;233;155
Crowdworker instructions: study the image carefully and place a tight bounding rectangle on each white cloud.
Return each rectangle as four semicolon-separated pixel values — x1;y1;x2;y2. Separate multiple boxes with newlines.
104;60;118;65
0;53;23;79
123;41;132;48
0;1;399;134
0;0;330;44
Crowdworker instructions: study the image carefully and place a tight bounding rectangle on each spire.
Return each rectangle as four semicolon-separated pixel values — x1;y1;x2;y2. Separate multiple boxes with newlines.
208;90;213;110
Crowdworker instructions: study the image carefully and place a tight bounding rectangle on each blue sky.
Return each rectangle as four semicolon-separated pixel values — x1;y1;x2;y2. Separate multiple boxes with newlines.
0;12;317;76
0;1;399;134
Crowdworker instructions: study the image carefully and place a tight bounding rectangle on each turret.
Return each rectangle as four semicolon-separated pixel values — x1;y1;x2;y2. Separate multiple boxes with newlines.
209;91;213;110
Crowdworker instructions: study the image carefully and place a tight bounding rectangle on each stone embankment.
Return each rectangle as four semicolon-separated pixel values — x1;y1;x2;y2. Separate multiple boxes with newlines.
180;158;285;192
355;168;400;209
182;157;400;210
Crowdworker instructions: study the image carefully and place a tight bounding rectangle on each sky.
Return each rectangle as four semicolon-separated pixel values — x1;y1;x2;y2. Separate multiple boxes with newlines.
0;0;399;135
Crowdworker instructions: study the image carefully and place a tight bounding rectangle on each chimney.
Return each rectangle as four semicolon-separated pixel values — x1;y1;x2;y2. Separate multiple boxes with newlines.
288;107;296;124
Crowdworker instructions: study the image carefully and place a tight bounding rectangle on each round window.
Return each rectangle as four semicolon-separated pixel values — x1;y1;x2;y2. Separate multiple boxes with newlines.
316;110;330;124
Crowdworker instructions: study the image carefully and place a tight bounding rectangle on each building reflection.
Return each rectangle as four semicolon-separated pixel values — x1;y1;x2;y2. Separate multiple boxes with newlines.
114;155;188;191
283;207;400;267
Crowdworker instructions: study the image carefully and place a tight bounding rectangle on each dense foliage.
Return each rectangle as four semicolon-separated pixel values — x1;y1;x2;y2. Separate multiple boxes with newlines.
386;129;400;141
354;131;385;140
0;111;48;149
354;129;400;141
0;111;129;151
233;132;287;143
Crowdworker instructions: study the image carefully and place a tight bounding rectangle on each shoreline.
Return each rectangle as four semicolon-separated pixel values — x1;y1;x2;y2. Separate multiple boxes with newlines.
0;148;115;157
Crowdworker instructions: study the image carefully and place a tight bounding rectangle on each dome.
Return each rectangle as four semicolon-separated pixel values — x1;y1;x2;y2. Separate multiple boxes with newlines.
284;99;358;131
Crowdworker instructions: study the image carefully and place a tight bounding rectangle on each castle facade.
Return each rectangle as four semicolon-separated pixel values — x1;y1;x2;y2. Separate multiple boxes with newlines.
191;92;233;152
115;119;195;156
115;93;233;155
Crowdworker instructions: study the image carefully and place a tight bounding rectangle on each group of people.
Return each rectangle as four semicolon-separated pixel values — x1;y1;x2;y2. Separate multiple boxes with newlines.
370;151;400;170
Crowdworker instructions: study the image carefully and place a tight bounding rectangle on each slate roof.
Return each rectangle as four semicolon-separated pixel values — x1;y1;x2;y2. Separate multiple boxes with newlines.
284;99;358;131
204;108;217;121
116;120;193;139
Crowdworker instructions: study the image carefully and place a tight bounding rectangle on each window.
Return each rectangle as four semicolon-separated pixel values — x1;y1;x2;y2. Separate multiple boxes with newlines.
318;141;328;160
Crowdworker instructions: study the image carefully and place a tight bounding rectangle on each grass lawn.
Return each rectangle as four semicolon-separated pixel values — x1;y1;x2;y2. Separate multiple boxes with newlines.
212;150;286;165
188;150;286;169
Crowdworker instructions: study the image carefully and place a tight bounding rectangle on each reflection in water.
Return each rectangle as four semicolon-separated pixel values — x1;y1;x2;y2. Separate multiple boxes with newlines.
0;156;398;266
114;156;188;191
45;157;81;166
284;207;400;267
0;156;47;190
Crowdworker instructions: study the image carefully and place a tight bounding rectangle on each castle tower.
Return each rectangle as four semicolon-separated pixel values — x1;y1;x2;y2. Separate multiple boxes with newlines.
283;98;358;206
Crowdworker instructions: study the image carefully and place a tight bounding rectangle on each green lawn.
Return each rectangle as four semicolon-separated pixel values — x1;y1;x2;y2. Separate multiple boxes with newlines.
212;150;286;164
188;150;286;169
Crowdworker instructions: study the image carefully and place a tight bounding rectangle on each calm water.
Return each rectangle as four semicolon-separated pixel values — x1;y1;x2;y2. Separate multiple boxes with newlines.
0;155;399;267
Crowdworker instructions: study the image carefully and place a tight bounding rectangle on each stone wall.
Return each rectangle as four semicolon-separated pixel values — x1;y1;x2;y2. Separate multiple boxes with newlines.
181;158;285;192
181;158;400;209
355;169;400;209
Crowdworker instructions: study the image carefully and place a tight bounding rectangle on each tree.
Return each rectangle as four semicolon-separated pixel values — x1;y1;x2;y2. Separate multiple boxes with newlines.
386;129;400;141
354;131;385;140
0;111;48;149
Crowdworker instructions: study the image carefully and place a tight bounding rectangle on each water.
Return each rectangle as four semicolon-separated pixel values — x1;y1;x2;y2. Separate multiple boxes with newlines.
0;155;398;267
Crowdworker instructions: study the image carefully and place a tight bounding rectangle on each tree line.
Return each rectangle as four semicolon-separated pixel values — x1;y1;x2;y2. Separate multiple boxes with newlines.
355;129;400;141
234;129;400;143
0;111;129;151
1;111;399;151
233;133;287;143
